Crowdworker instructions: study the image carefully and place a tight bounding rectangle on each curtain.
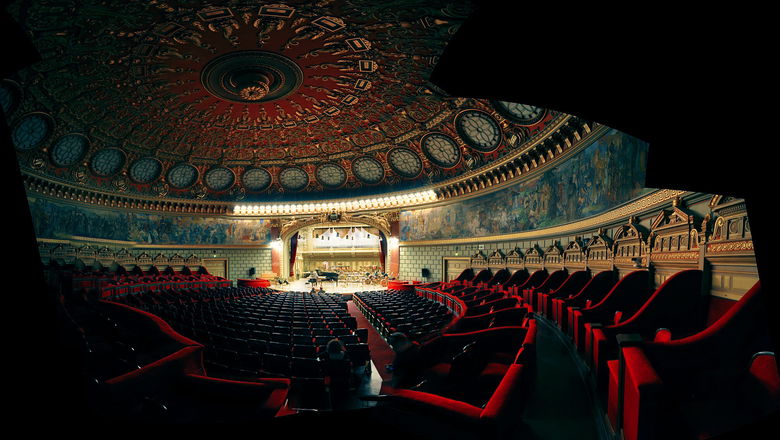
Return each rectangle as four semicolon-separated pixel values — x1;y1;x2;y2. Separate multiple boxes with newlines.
378;231;387;273
289;232;298;277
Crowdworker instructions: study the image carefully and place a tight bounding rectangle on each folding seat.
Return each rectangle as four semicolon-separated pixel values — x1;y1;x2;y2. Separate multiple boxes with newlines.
537;270;591;318
355;328;369;343
262;353;291;376
269;332;289;343
554;270;618;333
235;351;262;374
314;335;332;347
337;334;359;345
571;270;652;353
345;343;370;366
292;344;318;359
292;327;311;336
293;334;314;345
246;338;267;353
313;328;332;337
267;341;290;356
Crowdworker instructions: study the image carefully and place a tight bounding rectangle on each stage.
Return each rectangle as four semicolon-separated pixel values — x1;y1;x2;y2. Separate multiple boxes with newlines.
269;277;388;294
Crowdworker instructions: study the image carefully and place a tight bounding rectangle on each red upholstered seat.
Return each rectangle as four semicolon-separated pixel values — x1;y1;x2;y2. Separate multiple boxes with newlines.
517;269;549;305
555;270;617;333
572;270;651;352
537;270;591;318
589;270;705;388
608;281;777;440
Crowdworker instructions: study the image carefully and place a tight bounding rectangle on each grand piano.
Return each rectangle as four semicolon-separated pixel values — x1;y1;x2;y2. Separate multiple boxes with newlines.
303;270;339;283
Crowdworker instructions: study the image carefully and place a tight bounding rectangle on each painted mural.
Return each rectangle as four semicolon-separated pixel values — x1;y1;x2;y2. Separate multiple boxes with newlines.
27;197;271;245
400;129;652;241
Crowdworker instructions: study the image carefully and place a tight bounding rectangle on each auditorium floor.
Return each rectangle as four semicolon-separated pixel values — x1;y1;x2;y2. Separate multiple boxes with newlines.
517;315;608;440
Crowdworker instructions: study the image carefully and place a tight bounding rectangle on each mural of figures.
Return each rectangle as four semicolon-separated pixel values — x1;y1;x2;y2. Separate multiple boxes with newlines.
27;197;272;245
400;129;651;241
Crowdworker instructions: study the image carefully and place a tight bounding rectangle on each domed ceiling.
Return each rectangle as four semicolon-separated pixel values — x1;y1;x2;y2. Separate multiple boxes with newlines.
6;0;564;203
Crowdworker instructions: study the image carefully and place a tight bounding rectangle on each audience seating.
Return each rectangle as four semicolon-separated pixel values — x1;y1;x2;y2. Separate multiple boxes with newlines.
536;270;591;318
606;281;778;440
485;269;510;287
510;269;548;298
501;269;530;290
523;269;569;310
471;269;493;285
589;270;705;388
366;319;539;439
552;270;617;333
571;270;652;353
354;290;453;341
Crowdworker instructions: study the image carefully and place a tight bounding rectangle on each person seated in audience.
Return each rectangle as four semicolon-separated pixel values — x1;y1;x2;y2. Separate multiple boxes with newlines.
310;287;317;294
322;339;348;361
386;332;424;388
318;286;325;293
320;339;355;389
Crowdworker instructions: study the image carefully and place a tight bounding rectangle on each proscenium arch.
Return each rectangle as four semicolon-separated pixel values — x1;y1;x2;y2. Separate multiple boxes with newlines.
279;216;393;280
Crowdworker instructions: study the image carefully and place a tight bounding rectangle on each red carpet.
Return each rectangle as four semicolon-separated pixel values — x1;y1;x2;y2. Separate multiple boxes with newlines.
347;300;395;382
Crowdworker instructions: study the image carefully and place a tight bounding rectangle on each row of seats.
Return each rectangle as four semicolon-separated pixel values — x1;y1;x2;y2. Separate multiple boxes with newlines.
363;282;539;438
57;289;292;422
121;289;370;382
353;290;453;341
508;267;779;440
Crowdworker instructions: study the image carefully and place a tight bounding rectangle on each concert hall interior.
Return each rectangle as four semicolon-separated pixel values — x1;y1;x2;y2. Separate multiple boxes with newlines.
3;1;776;438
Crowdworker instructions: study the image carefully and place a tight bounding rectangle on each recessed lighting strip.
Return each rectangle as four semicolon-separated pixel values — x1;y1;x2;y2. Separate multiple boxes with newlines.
232;190;438;216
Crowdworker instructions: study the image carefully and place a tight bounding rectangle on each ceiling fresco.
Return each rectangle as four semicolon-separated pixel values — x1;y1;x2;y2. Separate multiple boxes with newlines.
6;0;563;203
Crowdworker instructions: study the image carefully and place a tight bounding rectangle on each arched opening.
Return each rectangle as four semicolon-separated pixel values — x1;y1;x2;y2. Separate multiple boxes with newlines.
278;219;394;292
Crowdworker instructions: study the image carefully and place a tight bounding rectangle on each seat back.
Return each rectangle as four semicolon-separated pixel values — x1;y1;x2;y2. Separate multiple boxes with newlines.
486;269;510;286
535;269;569;293
455;268;475;282
582;270;652;319
605;270;705;337
502;269;530;289
472;269;493;284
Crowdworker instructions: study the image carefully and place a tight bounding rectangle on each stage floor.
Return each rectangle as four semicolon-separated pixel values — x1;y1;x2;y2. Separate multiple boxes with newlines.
270;278;388;294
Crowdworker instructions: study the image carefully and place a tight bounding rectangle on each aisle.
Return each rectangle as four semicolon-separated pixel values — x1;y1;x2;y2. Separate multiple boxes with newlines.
347;300;395;382
517;315;608;440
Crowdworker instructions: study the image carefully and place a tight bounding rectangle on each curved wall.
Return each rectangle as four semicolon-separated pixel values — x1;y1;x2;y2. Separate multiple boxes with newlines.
27;196;272;246
400;128;650;241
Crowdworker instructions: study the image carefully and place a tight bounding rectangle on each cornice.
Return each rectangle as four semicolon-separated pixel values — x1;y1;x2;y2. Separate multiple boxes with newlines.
21;116;597;217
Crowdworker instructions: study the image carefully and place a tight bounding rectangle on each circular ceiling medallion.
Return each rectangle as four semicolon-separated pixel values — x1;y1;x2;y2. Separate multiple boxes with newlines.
0;79;21;117
352;156;385;185
204;167;236;191
420;133;461;169
455;109;502;153
242;167;272;192
129;157;163;184
200;51;304;104
279;167;309;191
491;100;547;125
90;148;126;177
316;163;347;188
50;133;89;167
387;148;423;178
12;113;52;151
167;163;199;189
